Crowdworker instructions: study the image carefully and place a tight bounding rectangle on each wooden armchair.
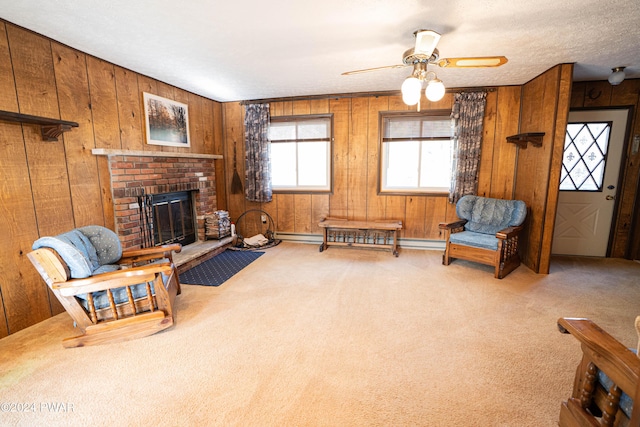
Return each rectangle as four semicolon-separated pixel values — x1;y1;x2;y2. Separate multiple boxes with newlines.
28;225;182;348
558;317;640;427
439;195;527;279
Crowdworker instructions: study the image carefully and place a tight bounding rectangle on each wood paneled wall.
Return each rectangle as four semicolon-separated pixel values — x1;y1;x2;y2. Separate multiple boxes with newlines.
222;86;523;242
570;78;640;260
515;64;574;274
0;21;223;337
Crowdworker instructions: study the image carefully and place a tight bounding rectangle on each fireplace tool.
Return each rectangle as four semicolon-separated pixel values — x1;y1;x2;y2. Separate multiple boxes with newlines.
138;192;154;248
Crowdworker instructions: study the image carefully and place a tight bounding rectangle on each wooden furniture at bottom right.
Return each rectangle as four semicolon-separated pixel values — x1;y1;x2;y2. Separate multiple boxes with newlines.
558;317;640;427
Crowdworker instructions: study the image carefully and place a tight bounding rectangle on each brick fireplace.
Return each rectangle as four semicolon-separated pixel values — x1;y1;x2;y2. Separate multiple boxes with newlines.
92;149;221;250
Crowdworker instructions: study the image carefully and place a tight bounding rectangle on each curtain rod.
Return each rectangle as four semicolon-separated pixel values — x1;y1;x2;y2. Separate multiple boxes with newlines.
238;87;497;105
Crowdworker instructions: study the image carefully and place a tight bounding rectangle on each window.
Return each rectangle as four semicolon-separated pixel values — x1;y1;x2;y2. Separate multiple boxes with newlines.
560;121;611;191
269;115;332;192
380;111;454;194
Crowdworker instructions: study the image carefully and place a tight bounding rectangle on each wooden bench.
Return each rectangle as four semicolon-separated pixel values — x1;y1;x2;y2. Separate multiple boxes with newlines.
318;218;402;257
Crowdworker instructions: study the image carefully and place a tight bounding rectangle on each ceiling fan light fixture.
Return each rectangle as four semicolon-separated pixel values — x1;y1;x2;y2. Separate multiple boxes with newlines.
608;66;626;86
425;78;445;102
401;76;422;106
413;29;441;57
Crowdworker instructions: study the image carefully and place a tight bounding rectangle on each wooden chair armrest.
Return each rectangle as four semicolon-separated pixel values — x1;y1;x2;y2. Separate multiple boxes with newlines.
496;225;523;240
438;220;467;230
558;317;640;398
120;243;182;264
51;263;173;297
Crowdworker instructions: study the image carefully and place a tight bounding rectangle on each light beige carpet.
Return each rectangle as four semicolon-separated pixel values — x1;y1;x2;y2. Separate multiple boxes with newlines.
1;242;639;426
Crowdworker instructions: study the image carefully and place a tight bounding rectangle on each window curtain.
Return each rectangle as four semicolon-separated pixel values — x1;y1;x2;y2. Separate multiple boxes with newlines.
449;91;487;204
244;103;272;203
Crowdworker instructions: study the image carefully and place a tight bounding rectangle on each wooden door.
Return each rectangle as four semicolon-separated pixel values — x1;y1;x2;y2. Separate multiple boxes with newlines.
552;109;629;256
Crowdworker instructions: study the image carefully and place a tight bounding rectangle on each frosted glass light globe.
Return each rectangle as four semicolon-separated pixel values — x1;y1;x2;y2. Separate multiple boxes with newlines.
608;67;626;86
401;77;422;106
425;79;445;102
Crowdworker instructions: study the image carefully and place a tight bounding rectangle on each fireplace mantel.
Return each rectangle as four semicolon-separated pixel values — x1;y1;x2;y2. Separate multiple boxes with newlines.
92;148;222;160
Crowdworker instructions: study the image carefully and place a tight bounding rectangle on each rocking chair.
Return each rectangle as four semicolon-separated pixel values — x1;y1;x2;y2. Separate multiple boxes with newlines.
28;225;182;348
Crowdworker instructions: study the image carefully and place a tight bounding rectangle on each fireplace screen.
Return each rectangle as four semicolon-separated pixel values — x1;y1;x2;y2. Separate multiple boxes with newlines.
151;191;196;247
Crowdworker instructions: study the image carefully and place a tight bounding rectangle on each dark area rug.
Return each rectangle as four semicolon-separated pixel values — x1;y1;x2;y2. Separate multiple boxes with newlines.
179;249;264;286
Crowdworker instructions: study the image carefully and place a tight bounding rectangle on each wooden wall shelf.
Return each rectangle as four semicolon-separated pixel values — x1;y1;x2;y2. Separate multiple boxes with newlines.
0;110;79;141
506;132;545;149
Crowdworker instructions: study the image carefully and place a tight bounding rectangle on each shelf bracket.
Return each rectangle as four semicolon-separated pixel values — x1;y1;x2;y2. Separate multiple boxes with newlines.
506;132;545;149
41;124;74;142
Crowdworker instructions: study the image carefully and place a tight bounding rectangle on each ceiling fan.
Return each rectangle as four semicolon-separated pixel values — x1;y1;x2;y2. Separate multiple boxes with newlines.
342;29;507;105
342;29;508;76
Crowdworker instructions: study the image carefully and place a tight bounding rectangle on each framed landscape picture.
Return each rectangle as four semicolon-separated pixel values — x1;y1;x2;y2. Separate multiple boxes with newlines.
143;92;190;147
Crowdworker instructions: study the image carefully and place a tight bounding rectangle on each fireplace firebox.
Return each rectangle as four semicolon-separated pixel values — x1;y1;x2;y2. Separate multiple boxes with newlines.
150;191;196;247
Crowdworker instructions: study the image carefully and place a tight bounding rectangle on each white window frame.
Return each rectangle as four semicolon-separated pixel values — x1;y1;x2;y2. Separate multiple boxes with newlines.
269;114;333;193
379;111;454;195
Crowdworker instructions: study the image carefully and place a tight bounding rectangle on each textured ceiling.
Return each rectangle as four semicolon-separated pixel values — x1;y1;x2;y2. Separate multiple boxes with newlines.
1;0;639;102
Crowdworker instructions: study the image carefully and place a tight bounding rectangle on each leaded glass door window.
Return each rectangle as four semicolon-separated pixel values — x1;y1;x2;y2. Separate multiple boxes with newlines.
560;122;611;191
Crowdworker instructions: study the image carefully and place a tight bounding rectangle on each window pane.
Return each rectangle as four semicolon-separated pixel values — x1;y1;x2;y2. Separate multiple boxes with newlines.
271;143;297;186
421;119;454;138
592;123;610;153
561;122;611;191
298;120;329;140
269;122;296;141
384;118;421;139
384;116;453;139
385;141;419;187
420;139;451;188
381;113;453;193
298;141;328;186
269;115;332;191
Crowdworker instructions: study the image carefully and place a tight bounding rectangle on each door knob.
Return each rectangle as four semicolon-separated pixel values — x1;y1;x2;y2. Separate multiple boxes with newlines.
606;195;616;200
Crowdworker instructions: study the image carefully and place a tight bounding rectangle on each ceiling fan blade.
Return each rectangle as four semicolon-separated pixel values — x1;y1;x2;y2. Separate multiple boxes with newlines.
437;56;508;68
414;29;441;57
341;64;407;76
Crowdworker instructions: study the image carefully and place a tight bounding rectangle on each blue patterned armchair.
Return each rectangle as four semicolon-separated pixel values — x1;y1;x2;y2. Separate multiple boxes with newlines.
439;195;527;279
28;225;181;347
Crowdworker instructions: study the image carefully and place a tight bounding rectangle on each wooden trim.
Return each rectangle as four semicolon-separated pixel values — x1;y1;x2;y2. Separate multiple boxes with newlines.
91;148;222;159
239;87;498;105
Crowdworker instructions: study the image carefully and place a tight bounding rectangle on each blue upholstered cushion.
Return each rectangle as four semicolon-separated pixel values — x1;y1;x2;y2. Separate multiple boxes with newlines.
77;258;171;310
456;195;527;235
449;230;499;250
92;264;121;275
32;226;123;279
32;230;100;278
597;349;636;419
78;225;122;265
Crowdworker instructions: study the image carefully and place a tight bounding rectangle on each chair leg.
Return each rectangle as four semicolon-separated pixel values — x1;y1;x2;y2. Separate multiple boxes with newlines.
442;242;453;266
442;252;450;265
